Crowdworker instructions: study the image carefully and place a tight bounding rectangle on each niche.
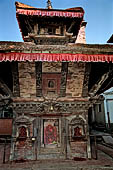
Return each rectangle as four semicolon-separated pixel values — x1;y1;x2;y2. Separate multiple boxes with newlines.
70;116;86;140
17;126;27;147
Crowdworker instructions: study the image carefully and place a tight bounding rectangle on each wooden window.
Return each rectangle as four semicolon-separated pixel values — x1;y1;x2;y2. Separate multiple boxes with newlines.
0;108;13;119
48;80;55;88
42;74;61;96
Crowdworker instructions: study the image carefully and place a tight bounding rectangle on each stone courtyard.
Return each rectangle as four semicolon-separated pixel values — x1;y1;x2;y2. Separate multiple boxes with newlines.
0;159;113;170
1;143;113;170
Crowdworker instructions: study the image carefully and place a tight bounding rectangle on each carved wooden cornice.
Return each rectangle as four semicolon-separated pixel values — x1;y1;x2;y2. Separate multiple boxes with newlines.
12;100;90;115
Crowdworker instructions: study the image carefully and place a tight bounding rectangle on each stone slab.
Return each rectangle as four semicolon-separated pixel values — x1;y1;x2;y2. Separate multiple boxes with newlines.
102;136;113;145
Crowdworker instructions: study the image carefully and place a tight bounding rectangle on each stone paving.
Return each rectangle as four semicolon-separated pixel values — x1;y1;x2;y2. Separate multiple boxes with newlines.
0;154;113;170
0;143;113;170
0;160;113;170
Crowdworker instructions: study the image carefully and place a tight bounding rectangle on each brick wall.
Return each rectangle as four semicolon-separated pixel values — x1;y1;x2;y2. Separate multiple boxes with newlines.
66;63;85;97
18;62;36;97
70;141;87;158
18;62;85;98
42;62;61;73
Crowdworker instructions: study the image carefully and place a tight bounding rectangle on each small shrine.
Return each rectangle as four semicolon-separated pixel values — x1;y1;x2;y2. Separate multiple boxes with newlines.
0;1;113;161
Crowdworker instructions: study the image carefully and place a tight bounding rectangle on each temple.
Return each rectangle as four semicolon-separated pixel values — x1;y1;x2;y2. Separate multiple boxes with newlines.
0;1;113;161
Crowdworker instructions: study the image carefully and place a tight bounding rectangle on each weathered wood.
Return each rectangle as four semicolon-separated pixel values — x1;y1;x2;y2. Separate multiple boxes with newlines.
82;63;91;97
34;24;38;35
25;18;34;33
11;62;20;97
60;62;68;97
0;79;12;97
89;69;112;96
35;62;42;97
67;21;76;33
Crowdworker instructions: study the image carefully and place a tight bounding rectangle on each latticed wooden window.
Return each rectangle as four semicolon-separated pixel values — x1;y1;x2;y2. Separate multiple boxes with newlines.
48;80;55;88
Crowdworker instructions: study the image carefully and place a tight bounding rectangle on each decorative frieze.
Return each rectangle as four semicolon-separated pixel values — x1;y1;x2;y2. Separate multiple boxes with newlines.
12;100;90;115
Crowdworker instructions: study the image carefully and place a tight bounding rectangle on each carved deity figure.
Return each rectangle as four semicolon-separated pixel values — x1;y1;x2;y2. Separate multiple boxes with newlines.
74;126;82;137
19;126;27;138
44;124;57;144
17;126;27;147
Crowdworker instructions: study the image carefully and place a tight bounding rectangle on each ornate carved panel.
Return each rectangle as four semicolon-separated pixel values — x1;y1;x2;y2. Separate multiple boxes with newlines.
82;63;91;97
35;62;42;97
12;100;90;115
28;37;74;45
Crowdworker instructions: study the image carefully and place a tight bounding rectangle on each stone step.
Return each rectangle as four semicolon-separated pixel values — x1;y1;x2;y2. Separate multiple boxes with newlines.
40;147;61;154
102;136;113;145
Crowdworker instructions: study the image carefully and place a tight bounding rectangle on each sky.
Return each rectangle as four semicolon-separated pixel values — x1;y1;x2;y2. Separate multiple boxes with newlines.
0;0;112;44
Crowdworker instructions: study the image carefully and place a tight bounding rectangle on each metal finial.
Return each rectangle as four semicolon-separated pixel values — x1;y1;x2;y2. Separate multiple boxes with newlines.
47;0;52;9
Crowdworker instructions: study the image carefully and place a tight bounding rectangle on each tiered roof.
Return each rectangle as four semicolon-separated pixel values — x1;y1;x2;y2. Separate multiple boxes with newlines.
15;2;84;18
0;2;112;63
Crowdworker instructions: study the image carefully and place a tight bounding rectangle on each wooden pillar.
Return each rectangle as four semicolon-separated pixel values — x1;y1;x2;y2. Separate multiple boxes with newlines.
60;62;68;97
63;25;66;36
35;62;42;97
82;63;91;97
86;113;91;159
34;24;38;35
3;138;6;164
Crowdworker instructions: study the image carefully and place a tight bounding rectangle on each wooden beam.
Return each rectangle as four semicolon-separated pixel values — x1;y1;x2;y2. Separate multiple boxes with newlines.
67;21;76;33
89;68;113;96
34;24;38;35
25;18;34;34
